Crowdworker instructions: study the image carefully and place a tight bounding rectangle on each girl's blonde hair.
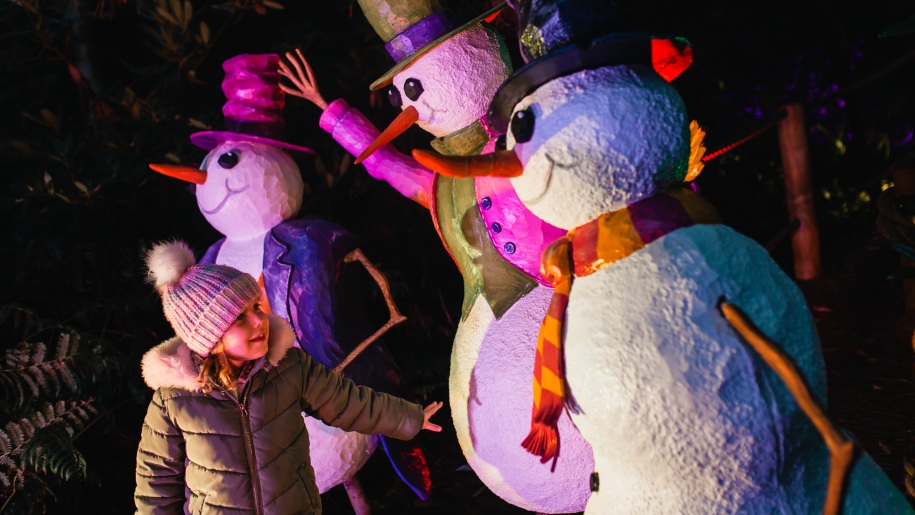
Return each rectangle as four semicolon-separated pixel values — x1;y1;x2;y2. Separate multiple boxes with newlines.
195;342;238;394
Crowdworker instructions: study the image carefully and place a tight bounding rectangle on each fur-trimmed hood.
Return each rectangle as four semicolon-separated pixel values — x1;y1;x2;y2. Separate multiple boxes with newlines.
141;313;296;391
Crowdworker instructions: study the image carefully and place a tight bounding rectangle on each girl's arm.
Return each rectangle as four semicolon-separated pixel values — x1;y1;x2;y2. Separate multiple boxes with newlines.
135;390;186;514
279;50;435;208
297;350;428;440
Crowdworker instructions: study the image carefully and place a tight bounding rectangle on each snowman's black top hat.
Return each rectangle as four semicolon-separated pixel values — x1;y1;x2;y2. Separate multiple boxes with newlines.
487;0;692;133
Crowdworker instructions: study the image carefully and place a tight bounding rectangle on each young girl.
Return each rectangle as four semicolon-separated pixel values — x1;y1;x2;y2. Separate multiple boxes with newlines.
135;241;442;514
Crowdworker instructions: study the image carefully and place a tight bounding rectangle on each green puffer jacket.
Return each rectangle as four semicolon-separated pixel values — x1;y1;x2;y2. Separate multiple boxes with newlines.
135;314;424;514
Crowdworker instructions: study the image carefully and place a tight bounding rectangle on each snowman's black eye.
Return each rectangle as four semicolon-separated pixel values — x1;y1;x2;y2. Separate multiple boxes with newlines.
387;86;403;108
510;108;535;143
403;78;424;101
495;134;507;151
218;150;240;169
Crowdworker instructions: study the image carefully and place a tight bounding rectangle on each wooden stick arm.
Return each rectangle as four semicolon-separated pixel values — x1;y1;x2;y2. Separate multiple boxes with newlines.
719;301;855;515
333;249;407;374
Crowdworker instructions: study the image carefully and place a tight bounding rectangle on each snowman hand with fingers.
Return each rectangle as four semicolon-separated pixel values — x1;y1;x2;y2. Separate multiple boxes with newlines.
279;49;328;110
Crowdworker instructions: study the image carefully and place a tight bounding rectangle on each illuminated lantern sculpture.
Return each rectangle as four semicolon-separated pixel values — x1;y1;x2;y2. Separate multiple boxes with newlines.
414;0;915;513
149;54;431;510
280;1;594;512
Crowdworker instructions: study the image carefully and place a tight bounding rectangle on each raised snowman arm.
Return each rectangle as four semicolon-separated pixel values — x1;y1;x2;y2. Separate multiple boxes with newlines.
279;50;435;208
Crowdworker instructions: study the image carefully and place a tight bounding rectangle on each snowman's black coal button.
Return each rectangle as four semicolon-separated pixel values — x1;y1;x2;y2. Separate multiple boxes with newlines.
481;197;492;210
491;222;502;233
504;242;516;254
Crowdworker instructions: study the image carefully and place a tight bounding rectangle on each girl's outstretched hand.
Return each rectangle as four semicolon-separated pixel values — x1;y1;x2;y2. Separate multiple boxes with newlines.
421;401;444;432
278;49;328;110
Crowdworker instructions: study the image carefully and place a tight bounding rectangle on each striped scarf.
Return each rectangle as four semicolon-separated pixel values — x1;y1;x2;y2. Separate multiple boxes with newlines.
521;188;720;465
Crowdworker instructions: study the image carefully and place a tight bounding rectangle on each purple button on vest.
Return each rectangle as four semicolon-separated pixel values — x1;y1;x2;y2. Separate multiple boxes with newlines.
475;176;566;286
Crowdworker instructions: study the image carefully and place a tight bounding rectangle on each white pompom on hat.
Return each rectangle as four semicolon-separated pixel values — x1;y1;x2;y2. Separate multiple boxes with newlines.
145;240;261;357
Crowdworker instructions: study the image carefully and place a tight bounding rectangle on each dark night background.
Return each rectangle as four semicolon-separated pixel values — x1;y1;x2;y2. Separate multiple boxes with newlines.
1;0;914;513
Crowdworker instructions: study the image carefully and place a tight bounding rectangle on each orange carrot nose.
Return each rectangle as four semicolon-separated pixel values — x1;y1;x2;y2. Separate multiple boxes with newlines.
412;149;524;179
148;163;208;185
354;105;419;164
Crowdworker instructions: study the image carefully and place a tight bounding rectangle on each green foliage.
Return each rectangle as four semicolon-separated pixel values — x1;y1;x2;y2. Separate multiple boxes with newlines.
0;335;80;411
3;400;97;484
0;310;122;512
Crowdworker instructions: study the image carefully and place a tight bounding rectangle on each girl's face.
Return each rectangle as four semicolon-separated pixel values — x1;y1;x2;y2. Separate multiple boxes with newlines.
219;298;270;367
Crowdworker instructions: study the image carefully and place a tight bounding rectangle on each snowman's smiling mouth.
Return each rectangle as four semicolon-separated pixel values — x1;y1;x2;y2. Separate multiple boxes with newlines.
521;153;575;205
202;180;249;214
421;100;449;126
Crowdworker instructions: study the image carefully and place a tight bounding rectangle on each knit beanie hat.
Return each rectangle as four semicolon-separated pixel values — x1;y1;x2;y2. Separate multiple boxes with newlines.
145;240;261;357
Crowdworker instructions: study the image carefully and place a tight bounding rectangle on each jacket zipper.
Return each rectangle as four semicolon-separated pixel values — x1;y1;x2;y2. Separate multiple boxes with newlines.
222;380;263;515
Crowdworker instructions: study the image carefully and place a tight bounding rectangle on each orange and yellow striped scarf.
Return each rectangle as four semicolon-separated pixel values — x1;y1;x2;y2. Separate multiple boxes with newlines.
521;188;720;465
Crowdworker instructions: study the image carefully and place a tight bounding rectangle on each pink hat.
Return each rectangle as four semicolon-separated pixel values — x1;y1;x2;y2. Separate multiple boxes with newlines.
145;240;261;357
190;54;314;154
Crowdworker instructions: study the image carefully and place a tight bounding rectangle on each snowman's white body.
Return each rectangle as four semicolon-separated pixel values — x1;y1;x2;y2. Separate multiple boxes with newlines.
502;64;913;514
198;140;377;493
303;415;378;493
449;285;593;512
332;24;595;512
565;224;824;512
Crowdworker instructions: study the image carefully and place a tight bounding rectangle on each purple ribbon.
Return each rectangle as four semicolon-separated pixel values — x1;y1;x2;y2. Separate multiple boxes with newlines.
385;9;457;63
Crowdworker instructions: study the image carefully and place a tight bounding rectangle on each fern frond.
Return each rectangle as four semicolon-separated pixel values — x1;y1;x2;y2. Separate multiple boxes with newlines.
53;361;78;393
20;425;87;481
29;342;46;367
19;369;40;400
0;428;10;454
0;400;97;485
0;334;84;409
6;422;25;448
69;333;80;357
0;455;20;488
19;419;36;439
55;333;70;361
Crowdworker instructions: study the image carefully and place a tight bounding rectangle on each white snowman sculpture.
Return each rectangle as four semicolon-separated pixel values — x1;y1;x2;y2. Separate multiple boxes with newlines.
150;53;431;509
280;1;595;512
415;1;915;513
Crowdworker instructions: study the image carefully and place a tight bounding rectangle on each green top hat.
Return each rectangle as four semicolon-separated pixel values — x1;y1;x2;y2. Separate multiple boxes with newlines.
358;0;505;91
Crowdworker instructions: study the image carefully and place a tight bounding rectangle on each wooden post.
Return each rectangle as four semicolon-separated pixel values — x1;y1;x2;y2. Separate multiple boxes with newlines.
890;160;915;347
777;103;822;280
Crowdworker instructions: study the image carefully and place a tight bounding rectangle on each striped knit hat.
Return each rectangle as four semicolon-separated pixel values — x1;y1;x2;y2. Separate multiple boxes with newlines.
145;240;261;357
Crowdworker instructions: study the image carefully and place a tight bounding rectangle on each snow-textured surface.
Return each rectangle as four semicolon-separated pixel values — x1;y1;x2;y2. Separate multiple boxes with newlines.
303;414;378;493
565;225;826;512
391;25;510;138
508;66;689;230
450;286;593;513
196;140;303;252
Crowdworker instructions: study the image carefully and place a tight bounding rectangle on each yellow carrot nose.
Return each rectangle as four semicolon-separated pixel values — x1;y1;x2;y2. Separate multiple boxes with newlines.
412;149;524;178
354;105;419;164
148;163;208;184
